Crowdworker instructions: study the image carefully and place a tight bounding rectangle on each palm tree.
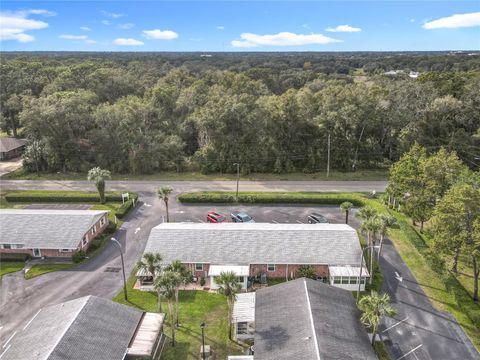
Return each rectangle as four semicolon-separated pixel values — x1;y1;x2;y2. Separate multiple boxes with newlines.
136;252;163;311
155;270;180;347
377;214;399;259
359;291;397;345
216;271;241;340
340;201;354;224
158;187;173;222
356;206;378;221
87;167;111;204
165;260;190;327
361;216;381;285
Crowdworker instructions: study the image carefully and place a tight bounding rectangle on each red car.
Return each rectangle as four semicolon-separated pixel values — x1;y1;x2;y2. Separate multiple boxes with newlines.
207;212;227;223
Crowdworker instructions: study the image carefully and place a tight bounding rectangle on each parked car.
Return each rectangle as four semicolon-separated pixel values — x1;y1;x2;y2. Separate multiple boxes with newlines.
231;212;255;223
307;213;329;224
207;212;227;223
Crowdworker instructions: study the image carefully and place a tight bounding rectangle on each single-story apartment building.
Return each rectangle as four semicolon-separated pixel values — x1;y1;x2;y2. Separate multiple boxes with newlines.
232;278;377;360
0;137;27;160
138;223;368;291
0;296;165;360
0;209;109;259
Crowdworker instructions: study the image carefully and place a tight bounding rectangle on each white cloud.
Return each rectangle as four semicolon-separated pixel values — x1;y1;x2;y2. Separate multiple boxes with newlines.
118;23;134;29
231;32;341;48
423;12;480;29
142;29;178;40
325;24;361;32
113;38;144;46
85;39;96;45
101;11;124;19
24;9;56;16
101;20;111;26
301;24;310;29
216;26;225;30
410;18;416;23
59;34;88;40
0;10;49;42
80;26;91;31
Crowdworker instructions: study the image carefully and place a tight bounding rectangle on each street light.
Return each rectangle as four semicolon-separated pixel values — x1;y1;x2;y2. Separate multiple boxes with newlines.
233;163;240;202
200;322;206;360
356;245;380;303
111;237;128;301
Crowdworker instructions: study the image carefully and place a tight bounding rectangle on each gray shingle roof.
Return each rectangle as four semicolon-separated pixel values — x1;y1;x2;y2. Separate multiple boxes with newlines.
144;223;362;266
0;137;27;152
0;209;108;249
254;278;377;360
1;296;143;360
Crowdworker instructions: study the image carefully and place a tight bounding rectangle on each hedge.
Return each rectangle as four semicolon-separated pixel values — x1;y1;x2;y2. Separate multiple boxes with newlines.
178;191;366;207
114;199;135;219
0;253;29;262
5;190;138;203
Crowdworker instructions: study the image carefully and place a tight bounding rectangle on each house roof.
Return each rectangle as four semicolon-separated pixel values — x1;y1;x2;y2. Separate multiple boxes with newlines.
232;292;256;323
0;296;143;360
0;137;27;153
0;209;108;249
143;223;362;266
254;278;377;360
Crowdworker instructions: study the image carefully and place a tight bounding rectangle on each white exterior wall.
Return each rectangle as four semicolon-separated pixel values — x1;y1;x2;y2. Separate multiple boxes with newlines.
210;275;248;290
329;277;367;291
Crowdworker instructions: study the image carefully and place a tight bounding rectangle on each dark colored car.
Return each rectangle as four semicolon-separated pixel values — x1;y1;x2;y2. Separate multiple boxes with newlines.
307;213;329;224
207;212;227;223
230;212;255;223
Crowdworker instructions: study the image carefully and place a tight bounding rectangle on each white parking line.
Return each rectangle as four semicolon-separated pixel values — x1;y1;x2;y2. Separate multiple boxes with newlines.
396;344;423;360
2;331;16;349
296;220;304;224
0;344;11;359
192;217;204;223
382;317;409;333
272;220;279;224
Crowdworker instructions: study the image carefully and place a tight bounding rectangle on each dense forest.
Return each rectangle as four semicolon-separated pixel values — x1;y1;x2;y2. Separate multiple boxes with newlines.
1;51;479;174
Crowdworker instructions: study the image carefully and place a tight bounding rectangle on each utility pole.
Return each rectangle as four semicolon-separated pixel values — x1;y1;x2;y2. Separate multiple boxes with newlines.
234;163;240;201
327;132;331;178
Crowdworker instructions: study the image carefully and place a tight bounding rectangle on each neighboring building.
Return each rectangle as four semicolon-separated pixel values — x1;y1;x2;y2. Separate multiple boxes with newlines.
235;278;376;360
138;223;369;291
0;137;27;160
0;296;165;360
0;209;109;259
409;71;420;78
232;292;256;341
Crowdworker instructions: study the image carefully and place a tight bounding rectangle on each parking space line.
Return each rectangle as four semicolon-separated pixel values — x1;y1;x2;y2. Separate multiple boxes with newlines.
192;217;204;223
2;331;16;349
296;220;304;224
272;220;279;224
382;317;409;333
396;344;422;360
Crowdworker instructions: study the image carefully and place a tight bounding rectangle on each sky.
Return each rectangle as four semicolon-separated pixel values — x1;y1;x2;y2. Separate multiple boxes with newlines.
1;1;479;52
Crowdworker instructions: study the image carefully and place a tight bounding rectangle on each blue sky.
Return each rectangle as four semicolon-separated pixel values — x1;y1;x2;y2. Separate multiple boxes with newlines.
1;1;479;51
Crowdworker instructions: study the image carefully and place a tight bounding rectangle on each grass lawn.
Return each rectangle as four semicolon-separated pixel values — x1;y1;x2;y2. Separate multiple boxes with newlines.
24;264;74;279
113;276;245;360
0;262;25;277
3;168;388;181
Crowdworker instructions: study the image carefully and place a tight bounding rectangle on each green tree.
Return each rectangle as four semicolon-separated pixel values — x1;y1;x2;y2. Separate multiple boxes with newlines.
136;252;164;311
356;206;377;222
340;201;354;224
377;214;399;259
359;291;397;345
361;216;382;285
155;270;181;347
165;260;191;327
87;167;111;204
216;271;241;340
158;187;173;222
432;182;480;298
298;265;317;280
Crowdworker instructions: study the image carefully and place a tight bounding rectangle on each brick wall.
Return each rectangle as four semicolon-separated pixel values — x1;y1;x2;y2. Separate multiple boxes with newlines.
0;214;109;259
184;263;210;279
250;264;329;280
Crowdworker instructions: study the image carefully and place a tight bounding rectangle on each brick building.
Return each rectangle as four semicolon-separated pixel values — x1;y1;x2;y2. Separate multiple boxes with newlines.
0;209;109;259
138;223;369;291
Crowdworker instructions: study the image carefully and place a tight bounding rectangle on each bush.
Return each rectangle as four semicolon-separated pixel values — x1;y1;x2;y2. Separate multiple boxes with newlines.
297;265;317;280
114;199;134;219
0;253;29;262
178;191;365;206
105;222;117;233
5;190;138;203
200;277;206;286
72;250;86;263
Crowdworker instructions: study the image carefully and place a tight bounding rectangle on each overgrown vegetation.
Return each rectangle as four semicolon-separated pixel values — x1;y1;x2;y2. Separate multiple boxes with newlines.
1;54;478;175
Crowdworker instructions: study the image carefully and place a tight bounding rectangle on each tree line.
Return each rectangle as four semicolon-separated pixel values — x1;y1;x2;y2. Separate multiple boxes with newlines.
1;53;479;175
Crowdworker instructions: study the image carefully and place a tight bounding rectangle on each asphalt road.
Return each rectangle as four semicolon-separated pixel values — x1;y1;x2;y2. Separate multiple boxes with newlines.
0;179;478;360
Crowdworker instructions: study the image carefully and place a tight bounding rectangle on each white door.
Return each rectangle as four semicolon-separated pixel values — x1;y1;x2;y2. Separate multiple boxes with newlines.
33;249;41;257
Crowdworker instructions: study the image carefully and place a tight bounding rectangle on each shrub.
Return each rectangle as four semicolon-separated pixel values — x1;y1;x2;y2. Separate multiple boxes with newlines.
200;277;206;286
5;191;138;203
297;265;317;280
114;199;134;219
0;253;29;262
105;222;117;233
72;250;86;263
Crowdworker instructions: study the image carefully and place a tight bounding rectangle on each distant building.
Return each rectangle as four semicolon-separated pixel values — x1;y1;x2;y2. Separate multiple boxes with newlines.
0;296;165;360
0;137;27;160
409;71;420;78
232;278;377;360
138;223;369;291
0;209;109;259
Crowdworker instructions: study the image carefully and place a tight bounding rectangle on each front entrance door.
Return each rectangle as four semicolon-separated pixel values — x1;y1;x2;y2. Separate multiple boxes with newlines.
33;248;41;257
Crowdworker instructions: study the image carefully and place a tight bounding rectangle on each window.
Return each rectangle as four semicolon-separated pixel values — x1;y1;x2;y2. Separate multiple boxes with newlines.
82;236;87;247
195;263;203;271
267;264;275;272
2;244;11;249
91;226;96;235
237;322;248;335
349;277;358;284
333;277;341;284
59;249;72;253
100;217;105;226
341;277;349;284
238;276;244;283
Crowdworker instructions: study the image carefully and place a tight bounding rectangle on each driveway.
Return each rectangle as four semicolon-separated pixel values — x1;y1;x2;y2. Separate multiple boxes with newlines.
0;158;22;177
